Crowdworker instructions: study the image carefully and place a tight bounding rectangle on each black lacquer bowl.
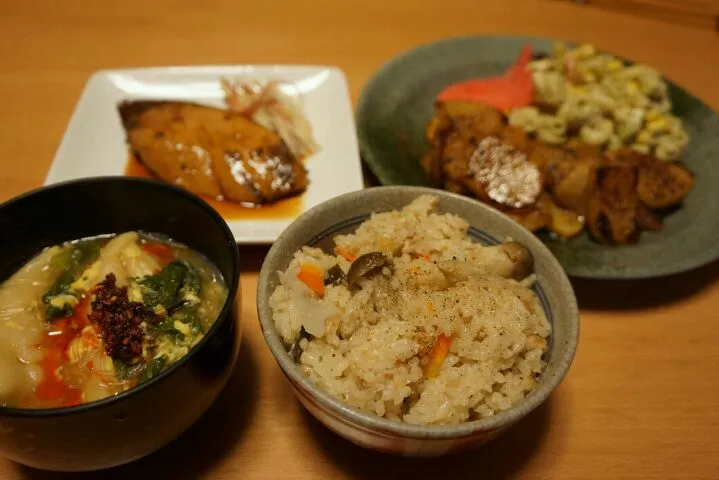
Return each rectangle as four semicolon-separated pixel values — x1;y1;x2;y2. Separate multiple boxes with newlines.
0;177;241;471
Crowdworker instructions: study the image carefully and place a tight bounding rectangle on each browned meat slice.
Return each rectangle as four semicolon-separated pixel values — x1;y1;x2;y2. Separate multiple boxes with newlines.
425;108;453;144
636;156;694;209
532;144;576;184
500;125;532;153
540;147;601;216
421;110;453;186
565;139;603;160
451;115;503;144
422;102;508;192
443;179;468;195
635;202;663;231
440;101;505;137
118;101;307;205
610;148;695;209
440;131;490;201
420;149;443;186
587;165;640;244
441;131;474;177
420;98;696;243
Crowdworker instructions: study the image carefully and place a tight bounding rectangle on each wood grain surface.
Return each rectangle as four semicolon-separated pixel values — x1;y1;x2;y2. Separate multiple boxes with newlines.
1;1;719;478
551;0;719;30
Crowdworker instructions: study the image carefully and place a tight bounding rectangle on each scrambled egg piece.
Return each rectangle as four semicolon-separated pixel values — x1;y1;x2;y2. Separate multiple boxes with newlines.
155;336;189;363
49;294;79;310
71;261;101;292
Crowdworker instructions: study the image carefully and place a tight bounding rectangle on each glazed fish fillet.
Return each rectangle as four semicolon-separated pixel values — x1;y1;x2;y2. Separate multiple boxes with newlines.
118;101;308;205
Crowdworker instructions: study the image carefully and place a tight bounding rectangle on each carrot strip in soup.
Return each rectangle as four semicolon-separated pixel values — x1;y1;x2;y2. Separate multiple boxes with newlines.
297;264;325;297
141;242;175;266
44;298;89;352
436;44;535;111
35;298;89;406
425;334;452;379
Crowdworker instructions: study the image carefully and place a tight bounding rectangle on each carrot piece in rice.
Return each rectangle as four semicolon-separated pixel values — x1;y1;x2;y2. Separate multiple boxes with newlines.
334;247;357;262
425;333;452;378
297;264;325;297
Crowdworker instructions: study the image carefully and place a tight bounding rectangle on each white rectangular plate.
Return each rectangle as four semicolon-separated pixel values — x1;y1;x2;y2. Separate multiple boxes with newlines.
45;66;364;243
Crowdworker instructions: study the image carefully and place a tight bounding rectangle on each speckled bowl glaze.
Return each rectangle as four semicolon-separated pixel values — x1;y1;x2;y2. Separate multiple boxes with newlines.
257;186;579;457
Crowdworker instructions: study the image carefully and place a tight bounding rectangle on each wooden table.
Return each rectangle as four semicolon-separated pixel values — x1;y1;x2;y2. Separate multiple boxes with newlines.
2;1;719;478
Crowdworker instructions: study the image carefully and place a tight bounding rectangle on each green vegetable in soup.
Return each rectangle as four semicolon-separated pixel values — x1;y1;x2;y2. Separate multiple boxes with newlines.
114;351;170;385
154;316;185;343
138;356;168;384
137;260;203;317
113;358;141;380
139;261;204;346
43;239;103;319
179;264;202;307
174;311;204;339
137;261;190;309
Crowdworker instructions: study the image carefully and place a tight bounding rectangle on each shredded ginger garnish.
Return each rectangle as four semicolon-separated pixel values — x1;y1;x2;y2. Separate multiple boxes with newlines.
221;78;320;159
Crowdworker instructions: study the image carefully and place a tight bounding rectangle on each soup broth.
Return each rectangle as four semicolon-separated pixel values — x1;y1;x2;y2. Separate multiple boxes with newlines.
0;232;228;409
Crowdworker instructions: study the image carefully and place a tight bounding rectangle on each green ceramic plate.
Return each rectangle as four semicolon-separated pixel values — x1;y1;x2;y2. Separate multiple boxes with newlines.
356;35;719;279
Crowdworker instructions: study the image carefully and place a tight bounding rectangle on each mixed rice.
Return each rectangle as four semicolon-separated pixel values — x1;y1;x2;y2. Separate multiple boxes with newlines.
269;196;550;425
